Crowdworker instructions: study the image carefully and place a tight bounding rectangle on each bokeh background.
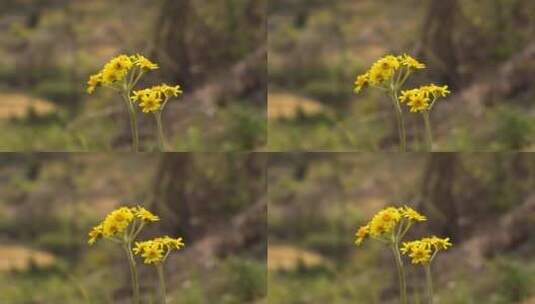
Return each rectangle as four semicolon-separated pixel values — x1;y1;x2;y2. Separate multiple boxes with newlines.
0;153;267;303
268;153;535;303
268;0;535;151
0;0;266;151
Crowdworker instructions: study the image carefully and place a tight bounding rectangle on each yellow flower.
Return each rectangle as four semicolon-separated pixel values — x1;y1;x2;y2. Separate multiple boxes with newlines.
400;205;427;222
355;205;428;247
139;92;162;113
131;84;182;113
368;55;400;86
402;236;452;264
421;236;452;251
154;236;186;250
102;207;134;237
87;54;159;94
88;205;160;246
140;242;164;264
400;89;430;112
354;73;369;93
101;69;121;85
134;236;185;264
93;54;134;86
155;84;183;97
87;73;103;94
408;93;430;112
134;206;160;222
369;207;401;237
131;88;163;113
88;224;103;245
355;225;369;245
398;54;425;70
408;243;431;264
421;84;451;98
400;83;451;113
132;54;159;71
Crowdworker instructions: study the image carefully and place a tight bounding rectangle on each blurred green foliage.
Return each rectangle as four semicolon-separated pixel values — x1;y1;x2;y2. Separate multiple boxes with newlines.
268;153;535;303
268;0;535;151
0;0;266;151
0;154;266;303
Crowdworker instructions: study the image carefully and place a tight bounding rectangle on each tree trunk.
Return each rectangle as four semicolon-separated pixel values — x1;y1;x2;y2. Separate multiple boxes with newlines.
150;154;196;239
420;0;462;86
152;0;194;88
419;153;461;239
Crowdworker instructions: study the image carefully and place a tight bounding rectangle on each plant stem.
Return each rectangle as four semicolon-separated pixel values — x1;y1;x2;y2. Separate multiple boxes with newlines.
422;111;433;151
154;112;166;152
122;94;139;152
391;243;408;304
390;93;407;152
124;243;140;304
424;264;434;304
156;264;167;304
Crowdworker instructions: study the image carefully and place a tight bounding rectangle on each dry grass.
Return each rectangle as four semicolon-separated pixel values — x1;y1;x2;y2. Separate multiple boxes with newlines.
268;244;329;272
0;93;56;119
0;245;56;271
268;92;328;120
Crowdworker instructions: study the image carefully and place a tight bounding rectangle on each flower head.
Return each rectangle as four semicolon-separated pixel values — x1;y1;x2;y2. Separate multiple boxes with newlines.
102;207;134;237
155;84;183;97
354;54;426;94
398;54;425;70
354;224;369;246
401;236;452;264
87;73;103;94
400;205;427;222
355;205;427;246
133;236;185;264
354;73;369;93
86;54;159;94
369;207;401;237
132;54;159;71
131;84;182;113
88;224;103;245
400;84;450;113
368;55;400;86
101;55;133;85
134;241;164;264
421;84;451;98
88;205;159;245
134;206;160;222
402;241;432;264
131;88;163;113
400;88;430;112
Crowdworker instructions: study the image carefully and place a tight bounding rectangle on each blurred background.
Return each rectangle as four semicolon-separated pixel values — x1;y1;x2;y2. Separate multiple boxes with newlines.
0;153;267;303
0;0;266;151
268;0;535;151
268;153;535;303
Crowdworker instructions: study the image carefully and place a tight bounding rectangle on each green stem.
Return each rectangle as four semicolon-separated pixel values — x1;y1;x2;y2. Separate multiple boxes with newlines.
422;111;433;151
123;243;140;304
391;243;408;304
156;263;167;304
425;264;434;304
154;112;166;152
121;94;139;152
390;93;407;152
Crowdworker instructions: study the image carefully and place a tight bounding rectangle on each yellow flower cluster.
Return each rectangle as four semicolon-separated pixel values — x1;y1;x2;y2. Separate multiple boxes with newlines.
86;54;159;94
355;205;426;245
131;84;182;113
133;236;185;264
399;84;451;113
354;54;425;93
88;206;160;245
401;236;452;264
